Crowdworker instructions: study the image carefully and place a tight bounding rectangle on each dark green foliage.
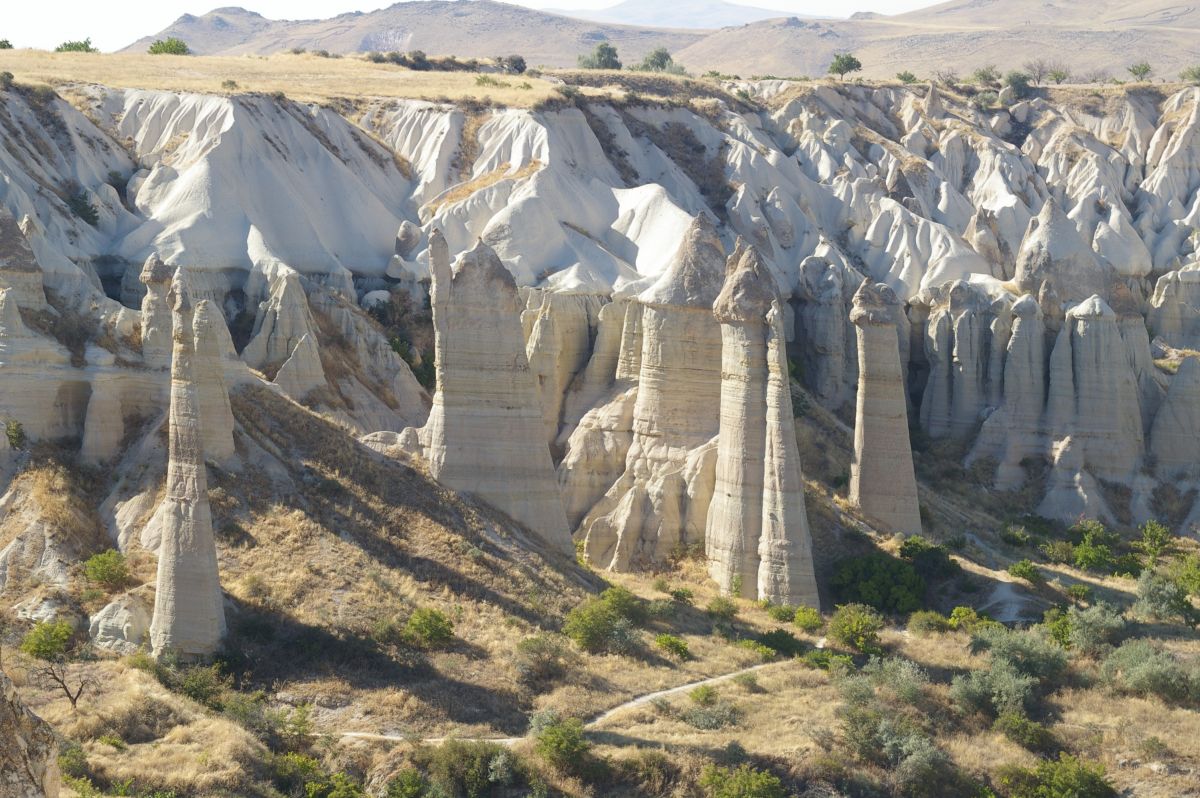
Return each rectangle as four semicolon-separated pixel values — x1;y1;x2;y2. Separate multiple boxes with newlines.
563;586;645;654
1127;61;1153;81
1066;583;1094;604
633;47;686;75
907;610;951;635
0;40;12;49
765;603;794;622
578;41;621;70
698;763;786;798
896;70;918;84
828;52;862;79
413;739;515;797
1039;539;1075;564
1001;525;1032;547
1181;65;1200;85
5;419;25;449
1134;520;1174;568
757;628;804;657
997;753;1116;798
66;190;99;226
828;603;885;653
994;711;1056;754
148;37;189;55
55;38;97;53
969;625;1068;684
971;64;1001;85
1003;70;1033;99
533;716;589;772
799;648;854;671
831;552;925;613
0;71;13;91
177;664;231;709
497;54;526;74
899;535;959;579
83;549;129;590
385;769;428;798
793;605;823;632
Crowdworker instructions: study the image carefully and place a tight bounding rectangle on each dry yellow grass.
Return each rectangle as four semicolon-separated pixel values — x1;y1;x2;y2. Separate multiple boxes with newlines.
427;160;544;212
0;50;564;107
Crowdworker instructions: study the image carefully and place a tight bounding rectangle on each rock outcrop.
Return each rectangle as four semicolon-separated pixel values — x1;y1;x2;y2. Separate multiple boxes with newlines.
139;254;174;369
90;592;152;654
191;300;238;469
1013;198;1109;304
148;272;227;660
849;281;922;536
576;215;725;570
1149;356;1200;478
1;670;60;798
0;208;48;310
706;242;818;605
411;232;573;555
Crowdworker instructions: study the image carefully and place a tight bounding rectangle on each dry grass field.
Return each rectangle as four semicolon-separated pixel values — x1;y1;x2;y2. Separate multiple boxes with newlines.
0;50;566;107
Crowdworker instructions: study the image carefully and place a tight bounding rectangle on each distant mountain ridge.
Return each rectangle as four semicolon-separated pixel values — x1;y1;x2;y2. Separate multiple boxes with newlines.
545;0;789;30
126;0;1200;78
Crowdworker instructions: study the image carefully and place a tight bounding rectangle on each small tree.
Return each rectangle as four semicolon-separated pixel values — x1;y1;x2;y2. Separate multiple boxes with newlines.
0;39;12;50
578;41;621;70
21;620;95;711
55;38;97;53
148;37;190;55
828;603;884;653
1022;58;1050;85
1134;520;1174;568
5;419;24;449
635;47;685;75
83;549;130;590
828;52;862;80
1180;65;1200;85
896;70;918;84
1128;61;1153;81
498;54;526;74
1048;67;1071;84
933;67;959;85
971;64;1001;86
1003;70;1033;99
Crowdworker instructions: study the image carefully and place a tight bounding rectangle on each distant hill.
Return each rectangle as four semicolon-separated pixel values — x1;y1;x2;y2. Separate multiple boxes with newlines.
126;0;1200;79
122;1;704;67
546;0;787;30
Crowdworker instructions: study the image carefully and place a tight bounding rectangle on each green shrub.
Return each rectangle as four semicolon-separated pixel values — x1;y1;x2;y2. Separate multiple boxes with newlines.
515;633;571;685
633;47;686;75
148;37;189;55
971;64;1001;85
1067;583;1094;604
1127;61;1153;81
994;711;1056;753
765;603;795;622
907;610;950;635
1067;602;1125;656
1003;70;1033;99
896;70;918;84
654;633;690;660
758;628;804;657
1042;606;1072;648
385;769;428;798
690;684;718;706
698;763;786;798
899;535;959;579
951;661;1037;717
1008;559;1042;583
83;549;129;590
970;625;1068;683
828;603;885;652
735;639;777;662
578;42;620;70
1173;554;1200;597
970;91;999;109
1001;525;1032;547
404;607;454;649
1134;570;1197;625
669;587;694;604
20;620;73;660
177;664;230;709
831;553;925;613
997;753;1115;798
563;595;637;654
1101;640;1200;706
732;672;760;692
600;585;646;624
793;606;823;632
828;52;862;80
0;71;12;91
414;739;513;797
0;40;12;50
533;716;589;772
861;656;928;705
272;752;326;797
1040;539;1076;564
948;606;999;633
799;649;854;671
55;38;97;53
706;595;739;621
1134;520;1174;568
681;702;740;730
58;741;89;778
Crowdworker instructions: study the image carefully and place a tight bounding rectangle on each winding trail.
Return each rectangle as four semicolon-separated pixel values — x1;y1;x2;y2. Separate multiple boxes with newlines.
334;647;821;746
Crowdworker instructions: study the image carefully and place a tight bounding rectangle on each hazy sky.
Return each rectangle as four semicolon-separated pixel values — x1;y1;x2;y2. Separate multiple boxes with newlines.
3;0;936;51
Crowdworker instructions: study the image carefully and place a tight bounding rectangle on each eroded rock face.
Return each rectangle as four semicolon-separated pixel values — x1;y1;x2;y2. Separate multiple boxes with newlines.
1013;198;1109;305
0;208;48;311
0;670;60;798
412;232;572;555
576;215;724;570
149;272;227;660
706;243;818;605
192;300;238;469
849;281;922;536
90;592;152;654
139;253;174;369
1150;356;1200;478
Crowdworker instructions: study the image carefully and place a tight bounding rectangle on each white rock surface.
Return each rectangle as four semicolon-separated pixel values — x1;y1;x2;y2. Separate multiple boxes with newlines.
90;592;152;654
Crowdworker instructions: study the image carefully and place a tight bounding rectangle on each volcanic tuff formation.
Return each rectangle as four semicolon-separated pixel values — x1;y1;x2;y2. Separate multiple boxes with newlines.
148;272;226;659
6;76;1200;636
0;670;60;798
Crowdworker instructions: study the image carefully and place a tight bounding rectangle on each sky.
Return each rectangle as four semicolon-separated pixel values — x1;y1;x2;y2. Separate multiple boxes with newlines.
3;0;936;51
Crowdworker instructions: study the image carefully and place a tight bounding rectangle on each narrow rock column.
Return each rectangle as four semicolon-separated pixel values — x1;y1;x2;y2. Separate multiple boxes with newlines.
420;231;573;555
139;254;174;369
149;272;226;660
192;300;237;469
849;281;922;536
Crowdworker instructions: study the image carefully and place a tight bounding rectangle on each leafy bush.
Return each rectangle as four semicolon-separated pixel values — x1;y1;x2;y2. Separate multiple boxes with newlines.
177;664;230;709
385;769;428;798
20;620;73;661
1067;602;1125;656
831;553;925;613
706;595;739;621
735;639;776;662
896;70;918;84
861;656;928;705
1100;640;1200;706
970;91;999;109
669;587;694;604
970;625;1068;684
1003;70;1033;99
563;587;646;654
634;47;686;75
5;419;25;449
971;64;1001;85
997;753;1116;798
1174;554;1200;597
907;610;950;635
1008;559;1042;583
533;716;589;772
1067;583;1094;604
404;607;454;649
828;603;885;652
55;38;97;53
1127;61;1153;81
698;763;786;798
599;586;646;624
272;752;327;797
654;633;690;660
758;628;804;657
766;603;795;622
1134;570;1197;625
83;549;129;590
793;605;823;632
899;535;959;579
0;39;12;50
1040;539;1076;564
515;634;572;685
578;42;620;70
1181;65;1200;85
800;649;854;671
681;702;740;730
948;606;999;633
828;52;862;79
994;711;1056;753
690;684;718;706
950;661;1036;717
1134;520;1174;567
0;72;13;91
148;37;189;55
413;739;515;797
1001;525;1032;547
65;190;98;226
